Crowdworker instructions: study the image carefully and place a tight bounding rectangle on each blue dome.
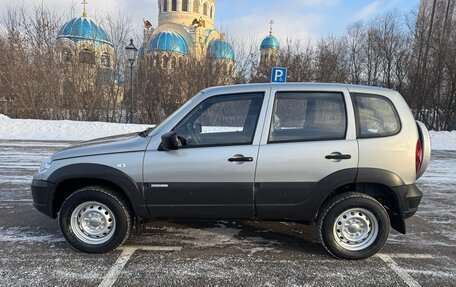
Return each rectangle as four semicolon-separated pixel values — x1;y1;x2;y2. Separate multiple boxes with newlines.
58;17;112;46
260;35;280;50
148;31;189;54
208;39;235;61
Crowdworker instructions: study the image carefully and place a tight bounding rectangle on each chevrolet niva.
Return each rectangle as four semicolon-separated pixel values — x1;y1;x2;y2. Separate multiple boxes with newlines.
32;83;430;259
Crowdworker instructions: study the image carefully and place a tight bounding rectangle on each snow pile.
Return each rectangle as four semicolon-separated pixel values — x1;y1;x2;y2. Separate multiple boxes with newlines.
0;118;151;141
430;131;456;151
0;114;10;120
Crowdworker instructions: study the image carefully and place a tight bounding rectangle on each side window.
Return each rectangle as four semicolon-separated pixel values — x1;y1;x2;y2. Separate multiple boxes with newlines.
269;92;347;143
175;93;264;147
353;94;401;138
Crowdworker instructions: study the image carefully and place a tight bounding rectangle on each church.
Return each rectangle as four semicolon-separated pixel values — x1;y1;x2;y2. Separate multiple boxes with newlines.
54;0;281;86
138;0;281;71
55;1;122;110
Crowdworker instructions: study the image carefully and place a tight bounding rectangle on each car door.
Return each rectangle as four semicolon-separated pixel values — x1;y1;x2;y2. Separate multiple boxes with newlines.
255;86;358;221
143;92;267;218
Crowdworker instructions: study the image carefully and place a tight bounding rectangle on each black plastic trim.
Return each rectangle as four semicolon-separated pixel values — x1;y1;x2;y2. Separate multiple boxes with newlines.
356;168;422;234
47;164;149;217
392;184;423;219
34;165;421;232
357;168;405;187
31;179;56;218
255;168;420;229
145;182;255;218
255;169;357;221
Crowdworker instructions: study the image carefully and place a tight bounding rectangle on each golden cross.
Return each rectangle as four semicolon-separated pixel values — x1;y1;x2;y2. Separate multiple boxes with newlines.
82;0;88;17
269;19;275;36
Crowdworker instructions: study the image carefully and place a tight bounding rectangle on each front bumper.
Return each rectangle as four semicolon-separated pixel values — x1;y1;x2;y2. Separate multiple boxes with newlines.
31;179;56;218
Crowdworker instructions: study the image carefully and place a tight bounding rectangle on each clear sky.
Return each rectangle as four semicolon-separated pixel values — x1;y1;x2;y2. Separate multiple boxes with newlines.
216;0;419;41
1;0;420;45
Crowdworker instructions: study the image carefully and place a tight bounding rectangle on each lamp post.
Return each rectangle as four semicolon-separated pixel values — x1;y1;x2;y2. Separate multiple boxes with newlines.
125;39;138;123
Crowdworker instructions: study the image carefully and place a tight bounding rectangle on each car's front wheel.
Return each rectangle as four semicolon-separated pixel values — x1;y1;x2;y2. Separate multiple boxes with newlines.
58;186;132;253
317;192;390;260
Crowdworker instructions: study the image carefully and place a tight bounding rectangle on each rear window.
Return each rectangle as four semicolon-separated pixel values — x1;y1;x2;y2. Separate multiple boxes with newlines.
269;92;347;143
353;94;401;138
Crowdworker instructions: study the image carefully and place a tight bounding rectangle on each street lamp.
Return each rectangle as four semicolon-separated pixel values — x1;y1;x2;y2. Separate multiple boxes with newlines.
125;39;138;123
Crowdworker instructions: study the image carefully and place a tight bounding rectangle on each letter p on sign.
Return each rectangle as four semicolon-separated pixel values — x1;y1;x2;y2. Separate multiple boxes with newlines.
271;67;287;83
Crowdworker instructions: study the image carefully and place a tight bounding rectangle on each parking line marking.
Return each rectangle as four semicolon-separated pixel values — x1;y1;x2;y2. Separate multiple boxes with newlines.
387;253;436;259
122;246;182;252
377;254;421;287
98;247;136;287
98;246;181;287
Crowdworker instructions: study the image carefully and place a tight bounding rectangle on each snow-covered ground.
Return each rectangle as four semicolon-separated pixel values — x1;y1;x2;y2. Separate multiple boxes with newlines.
0;117;151;141
429;131;456;151
0;116;455;150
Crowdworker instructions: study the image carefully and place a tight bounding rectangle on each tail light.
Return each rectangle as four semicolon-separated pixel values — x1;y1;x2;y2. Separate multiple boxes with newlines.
416;140;423;173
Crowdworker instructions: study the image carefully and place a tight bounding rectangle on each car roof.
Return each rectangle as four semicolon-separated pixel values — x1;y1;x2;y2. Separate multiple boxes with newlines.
202;82;395;95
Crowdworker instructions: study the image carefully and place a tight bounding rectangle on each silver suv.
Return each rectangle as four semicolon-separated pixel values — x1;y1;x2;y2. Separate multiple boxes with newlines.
31;83;430;259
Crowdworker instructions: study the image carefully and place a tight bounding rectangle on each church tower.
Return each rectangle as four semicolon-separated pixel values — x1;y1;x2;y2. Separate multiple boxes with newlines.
158;0;216;30
260;20;280;68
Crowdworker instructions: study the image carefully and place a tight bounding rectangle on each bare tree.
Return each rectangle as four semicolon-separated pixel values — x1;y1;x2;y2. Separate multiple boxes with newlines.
345;22;366;84
0;2;455;130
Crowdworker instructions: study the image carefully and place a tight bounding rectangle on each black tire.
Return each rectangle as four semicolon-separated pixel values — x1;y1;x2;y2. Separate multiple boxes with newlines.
58;186;132;253
317;192;390;260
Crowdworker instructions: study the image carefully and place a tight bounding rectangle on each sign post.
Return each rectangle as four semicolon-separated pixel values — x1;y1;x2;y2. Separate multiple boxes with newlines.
271;67;287;83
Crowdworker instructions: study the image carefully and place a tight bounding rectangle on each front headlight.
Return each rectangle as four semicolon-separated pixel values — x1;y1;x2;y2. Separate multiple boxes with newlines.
39;157;52;173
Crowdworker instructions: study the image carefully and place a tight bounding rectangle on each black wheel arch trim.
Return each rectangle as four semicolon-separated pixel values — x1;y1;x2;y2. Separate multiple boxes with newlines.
355;168;408;234
47;163;149;218
306;168;358;221
311;168;410;234
356;168;405;188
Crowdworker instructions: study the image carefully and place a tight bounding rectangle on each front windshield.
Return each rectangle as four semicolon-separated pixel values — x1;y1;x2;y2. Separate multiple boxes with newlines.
147;92;203;138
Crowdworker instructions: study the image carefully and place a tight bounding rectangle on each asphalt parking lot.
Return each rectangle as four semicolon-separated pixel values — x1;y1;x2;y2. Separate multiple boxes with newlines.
0;140;455;287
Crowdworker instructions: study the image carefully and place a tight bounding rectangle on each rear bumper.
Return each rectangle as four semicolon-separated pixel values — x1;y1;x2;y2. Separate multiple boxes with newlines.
31;179;56;218
392;183;423;219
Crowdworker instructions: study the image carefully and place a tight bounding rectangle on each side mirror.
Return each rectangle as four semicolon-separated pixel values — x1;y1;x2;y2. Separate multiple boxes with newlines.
159;131;179;151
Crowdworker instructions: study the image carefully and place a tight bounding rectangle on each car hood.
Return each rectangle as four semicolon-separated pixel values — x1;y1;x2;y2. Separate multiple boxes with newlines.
52;132;152;161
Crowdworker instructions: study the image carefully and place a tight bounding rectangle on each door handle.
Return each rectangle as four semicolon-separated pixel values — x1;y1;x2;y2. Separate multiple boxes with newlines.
325;152;352;160
228;155;254;162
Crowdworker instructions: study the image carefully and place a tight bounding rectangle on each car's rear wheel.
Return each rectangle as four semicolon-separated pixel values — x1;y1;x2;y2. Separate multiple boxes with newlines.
59;186;132;253
318;192;390;260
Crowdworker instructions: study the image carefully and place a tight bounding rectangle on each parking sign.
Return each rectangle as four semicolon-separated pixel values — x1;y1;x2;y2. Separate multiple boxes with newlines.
271;67;287;83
